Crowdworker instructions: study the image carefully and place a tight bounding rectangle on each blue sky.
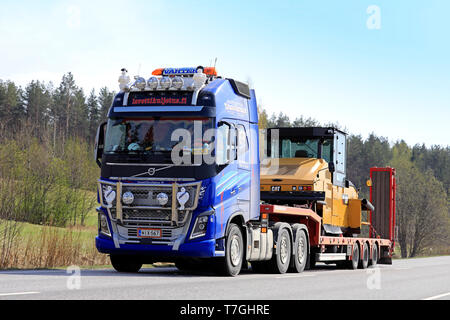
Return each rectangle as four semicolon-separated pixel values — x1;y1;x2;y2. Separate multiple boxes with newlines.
0;0;449;146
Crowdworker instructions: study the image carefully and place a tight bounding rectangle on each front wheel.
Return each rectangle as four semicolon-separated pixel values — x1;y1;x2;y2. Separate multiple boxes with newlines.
110;255;142;273
216;223;244;276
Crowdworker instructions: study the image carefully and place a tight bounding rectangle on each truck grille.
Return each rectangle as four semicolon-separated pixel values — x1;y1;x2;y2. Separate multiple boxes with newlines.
99;180;200;227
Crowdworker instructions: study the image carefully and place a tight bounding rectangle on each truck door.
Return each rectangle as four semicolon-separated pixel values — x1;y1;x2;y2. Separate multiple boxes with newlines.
236;122;251;220
333;131;346;187
331;131;347;228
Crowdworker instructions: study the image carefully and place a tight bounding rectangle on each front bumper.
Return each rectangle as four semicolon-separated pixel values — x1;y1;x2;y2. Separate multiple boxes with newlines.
96;235;218;258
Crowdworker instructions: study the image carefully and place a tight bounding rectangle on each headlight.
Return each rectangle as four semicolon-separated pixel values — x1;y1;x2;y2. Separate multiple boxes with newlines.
147;77;159;90
122;191;134;205
134;77;146;90
160;76;172;89
99;213;111;237
172;76;184;89
190;215;210;239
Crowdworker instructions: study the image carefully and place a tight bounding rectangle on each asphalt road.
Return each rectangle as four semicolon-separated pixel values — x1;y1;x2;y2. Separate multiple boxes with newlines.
0;256;449;300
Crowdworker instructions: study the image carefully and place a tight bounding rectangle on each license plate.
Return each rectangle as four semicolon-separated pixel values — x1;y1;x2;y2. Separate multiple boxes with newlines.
271;186;281;192
137;228;161;238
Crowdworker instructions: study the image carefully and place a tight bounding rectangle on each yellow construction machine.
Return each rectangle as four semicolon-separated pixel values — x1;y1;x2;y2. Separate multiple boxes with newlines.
260;127;374;236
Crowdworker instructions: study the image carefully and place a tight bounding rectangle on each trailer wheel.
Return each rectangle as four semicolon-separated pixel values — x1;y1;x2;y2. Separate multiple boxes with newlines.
110;255;142;273
369;244;378;267
216;223;244;276
291;229;308;273
269;227;292;274
359;242;369;269
348;244;359;270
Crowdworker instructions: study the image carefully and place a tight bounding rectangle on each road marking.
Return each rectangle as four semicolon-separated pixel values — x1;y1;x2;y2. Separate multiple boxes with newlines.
0;291;40;297
423;292;450;300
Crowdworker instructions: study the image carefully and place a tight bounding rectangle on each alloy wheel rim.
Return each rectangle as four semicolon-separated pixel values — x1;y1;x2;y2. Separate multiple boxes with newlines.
230;236;241;267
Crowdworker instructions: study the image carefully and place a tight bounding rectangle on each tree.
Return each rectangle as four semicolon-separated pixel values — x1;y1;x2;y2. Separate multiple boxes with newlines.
87;89;100;143
22;80;52;138
98;87;115;121
0;81;24;136
51;73;78;149
390;141;449;257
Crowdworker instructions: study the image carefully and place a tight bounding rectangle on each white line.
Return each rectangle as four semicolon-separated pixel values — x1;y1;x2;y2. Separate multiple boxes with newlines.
423;292;450;300
0;291;40;297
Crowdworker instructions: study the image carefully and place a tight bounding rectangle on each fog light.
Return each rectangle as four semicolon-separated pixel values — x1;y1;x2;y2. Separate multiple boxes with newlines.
134;77;146;90
172;76;184;89
147;77;159;90
160;76;172;89
122;191;134;205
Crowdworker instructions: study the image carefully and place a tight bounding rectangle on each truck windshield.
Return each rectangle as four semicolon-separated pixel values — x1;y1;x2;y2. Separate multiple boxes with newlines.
277;138;333;162
104;118;214;155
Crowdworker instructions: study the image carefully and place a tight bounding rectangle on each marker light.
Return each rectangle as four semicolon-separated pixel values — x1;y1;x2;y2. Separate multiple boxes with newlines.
172;76;184;90
134;77;146;90
147;77;159;90
160;77;172;89
151;67;218;77
203;67;217;76
152;68;164;76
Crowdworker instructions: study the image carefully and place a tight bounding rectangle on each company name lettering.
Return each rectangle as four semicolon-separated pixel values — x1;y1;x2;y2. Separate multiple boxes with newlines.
131;97;188;106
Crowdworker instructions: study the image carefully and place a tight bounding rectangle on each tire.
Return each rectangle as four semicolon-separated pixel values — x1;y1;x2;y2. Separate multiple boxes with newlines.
369;244;378;267
359;242;369;269
290;228;308;273
268;227;292;274
216;223;244;276
348;244;359;270
110;255;142;273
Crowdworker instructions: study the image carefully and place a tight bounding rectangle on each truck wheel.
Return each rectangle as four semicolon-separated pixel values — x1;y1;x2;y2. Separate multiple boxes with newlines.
269;227;292;274
369;244;378;267
217;223;244;276
359;242;369;269
291;229;308;273
110;255;142;273
348;244;359;270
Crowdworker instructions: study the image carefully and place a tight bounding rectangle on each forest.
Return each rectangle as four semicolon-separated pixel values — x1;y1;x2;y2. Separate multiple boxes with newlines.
0;73;448;264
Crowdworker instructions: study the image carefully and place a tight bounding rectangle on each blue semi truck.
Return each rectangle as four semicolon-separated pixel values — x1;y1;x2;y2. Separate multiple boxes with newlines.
94;67;395;276
94;67;268;276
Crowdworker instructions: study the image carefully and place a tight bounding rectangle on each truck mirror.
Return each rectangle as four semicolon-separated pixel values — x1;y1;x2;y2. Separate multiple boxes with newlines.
328;161;335;173
94;122;107;167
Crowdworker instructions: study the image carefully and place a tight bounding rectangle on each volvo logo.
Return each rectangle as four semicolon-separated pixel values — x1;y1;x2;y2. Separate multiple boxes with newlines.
132;165;175;178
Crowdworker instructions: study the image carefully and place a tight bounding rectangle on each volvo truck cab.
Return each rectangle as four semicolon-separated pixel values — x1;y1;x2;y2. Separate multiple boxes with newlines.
94;67;260;276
